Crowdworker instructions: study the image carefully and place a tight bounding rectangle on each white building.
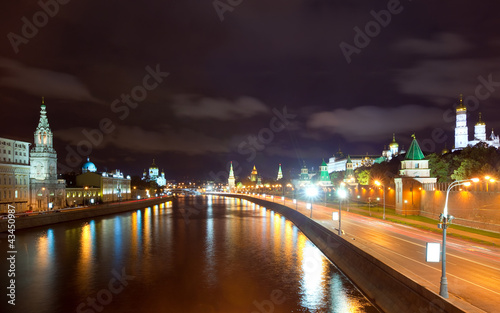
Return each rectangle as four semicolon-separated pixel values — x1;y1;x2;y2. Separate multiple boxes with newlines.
29;100;66;211
327;149;382;173
454;94;500;150
142;159;166;186
0;138;31;213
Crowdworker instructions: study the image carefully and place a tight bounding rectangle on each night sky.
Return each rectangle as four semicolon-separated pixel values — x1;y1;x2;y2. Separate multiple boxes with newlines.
2;0;500;181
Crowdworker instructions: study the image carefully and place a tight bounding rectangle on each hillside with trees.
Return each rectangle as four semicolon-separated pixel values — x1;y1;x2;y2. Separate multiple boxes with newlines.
351;143;500;185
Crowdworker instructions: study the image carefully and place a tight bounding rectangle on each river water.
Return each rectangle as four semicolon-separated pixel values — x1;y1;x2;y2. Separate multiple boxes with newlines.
1;195;380;313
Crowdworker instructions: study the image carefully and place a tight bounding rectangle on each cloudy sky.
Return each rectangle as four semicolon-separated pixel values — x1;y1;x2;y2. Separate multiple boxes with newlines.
1;0;500;180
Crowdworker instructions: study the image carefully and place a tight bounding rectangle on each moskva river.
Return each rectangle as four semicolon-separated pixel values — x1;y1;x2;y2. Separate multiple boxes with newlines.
1;195;380;313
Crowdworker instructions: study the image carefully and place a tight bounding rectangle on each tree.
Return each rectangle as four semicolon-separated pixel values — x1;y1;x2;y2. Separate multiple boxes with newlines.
427;153;451;182
451;159;482;181
355;169;370;185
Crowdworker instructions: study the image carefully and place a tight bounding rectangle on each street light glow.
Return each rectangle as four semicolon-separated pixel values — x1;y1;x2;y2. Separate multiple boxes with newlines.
306;186;319;198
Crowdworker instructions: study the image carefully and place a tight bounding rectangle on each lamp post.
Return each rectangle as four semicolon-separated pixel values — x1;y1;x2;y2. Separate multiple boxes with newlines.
374;180;386;220
41;187;48;211
337;187;347;236
439;178;479;298
306;185;318;218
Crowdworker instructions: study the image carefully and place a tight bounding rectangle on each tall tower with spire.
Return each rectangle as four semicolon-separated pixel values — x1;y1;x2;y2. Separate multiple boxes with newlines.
228;162;235;190
454;94;468;150
318;159;332;186
395;135;436;215
30;98;57;181
299;162;310;186
277;164;283;180
344;155;355;183
30;98;66;210
250;165;258;182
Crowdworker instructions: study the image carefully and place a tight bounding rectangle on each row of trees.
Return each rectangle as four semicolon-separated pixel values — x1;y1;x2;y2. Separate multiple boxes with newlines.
352;143;500;185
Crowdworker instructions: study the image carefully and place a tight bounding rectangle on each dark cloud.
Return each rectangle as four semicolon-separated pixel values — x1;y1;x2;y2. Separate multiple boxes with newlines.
54;125;229;155
395;58;500;105
0;58;102;103
170;95;269;120
393;32;472;56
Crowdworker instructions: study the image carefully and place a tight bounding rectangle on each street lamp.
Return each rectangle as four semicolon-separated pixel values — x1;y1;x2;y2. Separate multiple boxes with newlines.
374;180;386;220
306;185;318;218
439;177;479;298
337;187;347;236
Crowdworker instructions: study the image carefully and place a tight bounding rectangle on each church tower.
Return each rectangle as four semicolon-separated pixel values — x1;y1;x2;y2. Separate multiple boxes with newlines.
318;159;332;186
277;164;283;180
474;112;486;141
299;162;310;186
30;98;57;181
389;133;399;157
454;94;468;150
228;161;235;190
30;98;65;210
344;155;355;183
250;165;258;182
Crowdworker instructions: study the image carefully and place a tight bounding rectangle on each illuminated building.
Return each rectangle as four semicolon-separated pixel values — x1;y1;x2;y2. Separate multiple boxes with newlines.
250;165;258;182
29;99;66;211
228;161;235;190
328;135;405;174
454;94;500;150
67;159;131;205
277;163;283;180
317;160;332;187
394;135;436;215
0;138;30;213
142;159;166;186
299;162;311;186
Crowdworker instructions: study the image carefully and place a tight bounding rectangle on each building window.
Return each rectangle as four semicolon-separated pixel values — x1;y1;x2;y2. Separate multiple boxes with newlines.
15;190;18;198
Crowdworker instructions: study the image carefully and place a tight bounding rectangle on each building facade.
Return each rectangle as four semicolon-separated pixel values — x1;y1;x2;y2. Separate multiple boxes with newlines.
0;138;31;213
66;158;131;205
29;101;66;211
395;135;436;215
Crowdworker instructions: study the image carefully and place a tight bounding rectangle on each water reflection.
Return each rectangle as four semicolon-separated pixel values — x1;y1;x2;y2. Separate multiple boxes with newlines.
1;197;379;313
77;222;95;294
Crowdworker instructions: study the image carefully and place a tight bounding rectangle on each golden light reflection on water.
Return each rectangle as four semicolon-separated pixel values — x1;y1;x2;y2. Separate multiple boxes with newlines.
76;222;95;294
131;210;142;265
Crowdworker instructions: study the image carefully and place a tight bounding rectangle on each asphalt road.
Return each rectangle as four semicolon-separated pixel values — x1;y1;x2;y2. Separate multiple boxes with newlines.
253;194;500;313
